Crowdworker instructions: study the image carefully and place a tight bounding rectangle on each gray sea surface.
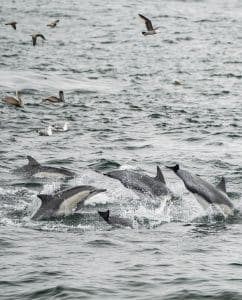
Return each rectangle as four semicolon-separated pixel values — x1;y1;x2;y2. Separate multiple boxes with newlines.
1;0;242;299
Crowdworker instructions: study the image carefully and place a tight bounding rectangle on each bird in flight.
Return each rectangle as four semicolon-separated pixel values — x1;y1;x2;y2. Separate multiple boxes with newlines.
31;33;46;46
47;20;60;28
138;14;159;36
5;21;17;30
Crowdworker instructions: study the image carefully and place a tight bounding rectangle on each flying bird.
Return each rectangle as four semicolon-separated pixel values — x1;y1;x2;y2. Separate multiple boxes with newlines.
138;14;159;36
31;33;46;46
47;20;59;28
5;21;17;30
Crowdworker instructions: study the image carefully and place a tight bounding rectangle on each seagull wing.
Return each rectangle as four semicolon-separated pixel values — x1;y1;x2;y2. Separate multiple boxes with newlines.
37;34;46;40
5;22;17;30
138;14;154;31
32;36;36;46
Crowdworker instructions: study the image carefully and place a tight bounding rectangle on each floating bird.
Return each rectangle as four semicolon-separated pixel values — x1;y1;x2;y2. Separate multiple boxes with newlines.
2;91;24;107
5;21;17;30
138;14;159;36
53;121;68;132
47;20;59;28
43;91;64;103
31;33;46;46
37;125;52;136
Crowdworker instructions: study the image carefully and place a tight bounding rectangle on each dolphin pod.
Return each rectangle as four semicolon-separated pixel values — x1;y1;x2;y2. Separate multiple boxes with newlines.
12;155;236;222
166;164;234;217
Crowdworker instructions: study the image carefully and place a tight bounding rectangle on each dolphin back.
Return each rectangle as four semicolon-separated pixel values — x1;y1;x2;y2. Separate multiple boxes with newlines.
105;169;169;196
13;155;40;175
39;165;75;177
27;156;40;167
13;155;75;178
154;166;166;184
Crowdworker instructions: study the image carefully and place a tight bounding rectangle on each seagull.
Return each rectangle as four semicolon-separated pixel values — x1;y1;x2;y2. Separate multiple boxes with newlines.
2;91;24;107
43;91;64;103
5;21;17;30
138;14;159;36
38;125;53;136
53;122;69;132
31;33;46;46
47;20;59;28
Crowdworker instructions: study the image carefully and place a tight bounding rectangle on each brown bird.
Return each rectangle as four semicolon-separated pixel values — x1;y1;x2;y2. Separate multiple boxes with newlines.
5;21;17;30
47;20;59;28
43;91;64;103
31;33;46;46
2;91;24;107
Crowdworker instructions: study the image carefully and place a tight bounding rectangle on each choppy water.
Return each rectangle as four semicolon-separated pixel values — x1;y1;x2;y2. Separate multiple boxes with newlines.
1;0;242;299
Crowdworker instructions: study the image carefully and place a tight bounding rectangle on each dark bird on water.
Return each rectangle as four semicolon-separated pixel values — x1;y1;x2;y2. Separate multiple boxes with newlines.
43;91;64;103
5;21;17;30
31;33;46;46
138;14;159;36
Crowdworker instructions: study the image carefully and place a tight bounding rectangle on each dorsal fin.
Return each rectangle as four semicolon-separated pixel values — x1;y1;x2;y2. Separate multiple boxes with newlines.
216;177;226;193
155;166;166;184
98;210;110;222
37;194;51;204
27;156;40;167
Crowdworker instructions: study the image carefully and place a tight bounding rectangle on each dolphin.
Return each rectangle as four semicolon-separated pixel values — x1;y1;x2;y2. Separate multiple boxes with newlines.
166;164;234;216
98;210;133;228
13;156;75;179
104;166;170;197
33;185;106;220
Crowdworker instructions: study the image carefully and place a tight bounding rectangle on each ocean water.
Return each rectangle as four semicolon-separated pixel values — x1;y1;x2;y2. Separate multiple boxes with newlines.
1;0;242;299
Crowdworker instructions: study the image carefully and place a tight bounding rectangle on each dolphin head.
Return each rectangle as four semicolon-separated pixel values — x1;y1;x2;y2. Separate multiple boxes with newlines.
166;164;179;173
